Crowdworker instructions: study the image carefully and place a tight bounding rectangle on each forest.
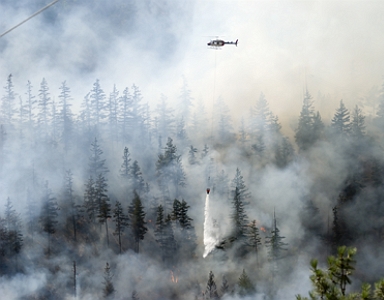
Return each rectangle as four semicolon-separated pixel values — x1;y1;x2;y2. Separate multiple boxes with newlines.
2;74;384;300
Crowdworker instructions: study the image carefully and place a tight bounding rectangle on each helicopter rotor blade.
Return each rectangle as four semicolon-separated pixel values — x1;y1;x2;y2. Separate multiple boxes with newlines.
0;0;60;38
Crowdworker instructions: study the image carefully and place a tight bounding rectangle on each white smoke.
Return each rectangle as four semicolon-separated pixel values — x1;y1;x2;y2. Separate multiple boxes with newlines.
203;193;220;257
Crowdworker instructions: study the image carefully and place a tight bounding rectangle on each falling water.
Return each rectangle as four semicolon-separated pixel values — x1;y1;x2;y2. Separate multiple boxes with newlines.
203;193;217;258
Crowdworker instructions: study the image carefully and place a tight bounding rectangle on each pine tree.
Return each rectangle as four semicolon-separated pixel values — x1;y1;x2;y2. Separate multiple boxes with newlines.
25;188;37;239
205;271;219;299
113;201;128;254
331;205;342;250
39;181;59;256
128;192;147;253
84;176;97;224
238;117;248;146
274;137;294;168
249;92;270;138
4;197;17;231
188;145;198;165
265;211;287;276
295;247;384;300
201;144;209;159
89;138;109;178
63;170;80;242
231;168;251;205
37;78;51;140
350;105;366;140
1;74;16;126
107;84;119;143
328;246;356;296
156;138;186;201
251;135;266;157
58;81;73;152
331;100;351;135
24;80;36;129
90;79;106;128
221;277;230;295
119;146;131;180
130;160;145;194
50;100;60;147
18;93;27;133
312;111;324;143
131;84;144;135
78;93;92;136
238;269;255;297
295;89;315;151
231;187;249;241
155;206;177;262
176;116;188;146
171;199;181;221
96;174;111;247
245;220;262;264
173;199;196;255
4;198;23;257
103;262;115;298
118;87;131;142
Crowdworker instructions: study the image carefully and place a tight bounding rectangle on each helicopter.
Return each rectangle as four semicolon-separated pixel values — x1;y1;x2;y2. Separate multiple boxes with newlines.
207;39;238;48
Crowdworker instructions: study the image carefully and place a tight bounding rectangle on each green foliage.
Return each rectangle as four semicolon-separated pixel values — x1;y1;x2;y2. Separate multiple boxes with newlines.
238;269;255;297
296;246;384;300
231;186;249;241
374;279;384;299
84;176;97;223
113;201;128;254
245;220;262;251
156;138;186;199
128;192;147;253
328;246;356;296
265;213;287;264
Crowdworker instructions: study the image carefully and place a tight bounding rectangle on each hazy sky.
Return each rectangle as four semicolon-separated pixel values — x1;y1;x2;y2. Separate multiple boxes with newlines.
1;0;384;132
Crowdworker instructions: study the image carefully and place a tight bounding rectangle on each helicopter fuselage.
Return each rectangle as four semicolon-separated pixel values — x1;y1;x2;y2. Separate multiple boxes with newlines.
207;39;238;47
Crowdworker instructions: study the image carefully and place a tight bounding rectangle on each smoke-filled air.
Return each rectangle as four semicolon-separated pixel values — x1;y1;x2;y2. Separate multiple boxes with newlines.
2;0;384;299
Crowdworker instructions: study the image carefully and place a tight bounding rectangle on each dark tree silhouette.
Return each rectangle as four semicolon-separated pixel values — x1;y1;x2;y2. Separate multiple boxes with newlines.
119;146;131;180
39;182;59;256
231;187;249;241
128;192;147;253
295;89;316;151
96;174;111;247
331;100;351;135
205;270;219;299
238;269;255;297
103;262;114;298
113;201;128;254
